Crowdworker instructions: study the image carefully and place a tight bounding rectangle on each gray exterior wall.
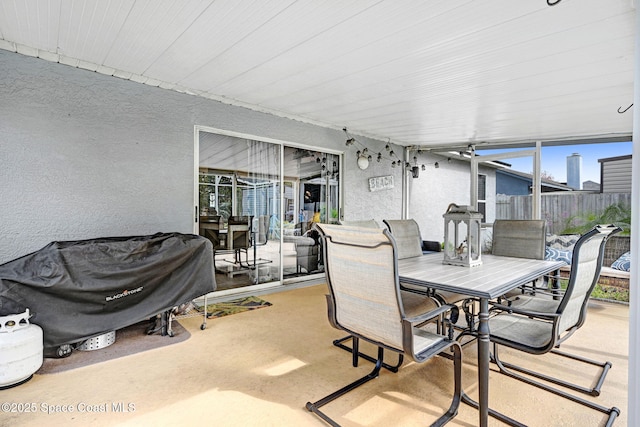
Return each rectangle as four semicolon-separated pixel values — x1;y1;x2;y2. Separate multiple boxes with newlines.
600;155;632;193
0;50;404;264
496;170;531;196
408;155;496;243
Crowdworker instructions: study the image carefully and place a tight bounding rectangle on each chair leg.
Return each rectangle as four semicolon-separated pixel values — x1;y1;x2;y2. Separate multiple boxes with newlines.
549;348;611;396
332;335;403;372
492;344;620;426
306;347;385;426
452;299;479;349
494;344;612;397
432;341;463;427
307;344;464;427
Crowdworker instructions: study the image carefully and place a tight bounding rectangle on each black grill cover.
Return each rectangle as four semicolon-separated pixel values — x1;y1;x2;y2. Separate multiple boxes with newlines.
0;232;216;353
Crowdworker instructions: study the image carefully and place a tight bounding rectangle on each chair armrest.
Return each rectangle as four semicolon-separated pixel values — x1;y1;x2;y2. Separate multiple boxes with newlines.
405;304;458;325
489;302;560;321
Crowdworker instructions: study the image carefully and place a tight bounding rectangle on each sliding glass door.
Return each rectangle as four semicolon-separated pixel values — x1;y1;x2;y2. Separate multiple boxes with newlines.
197;127;340;294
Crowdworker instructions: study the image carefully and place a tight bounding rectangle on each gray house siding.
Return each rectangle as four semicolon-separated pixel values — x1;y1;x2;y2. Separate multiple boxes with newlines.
496;170;531;195
0;50;403;264
600;155;632;193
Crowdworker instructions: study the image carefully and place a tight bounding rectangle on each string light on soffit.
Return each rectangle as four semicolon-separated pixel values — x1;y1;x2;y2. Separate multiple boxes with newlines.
409;151;439;178
343;127;403;170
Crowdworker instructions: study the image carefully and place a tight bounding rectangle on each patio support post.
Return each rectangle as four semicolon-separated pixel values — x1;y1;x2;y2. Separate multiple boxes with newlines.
471;154;478;210
402;147;410;219
532;141;542;220
628;3;640;425
470;149;540;220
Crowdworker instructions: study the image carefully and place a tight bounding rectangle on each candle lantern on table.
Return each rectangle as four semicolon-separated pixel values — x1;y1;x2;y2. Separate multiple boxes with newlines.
442;203;483;267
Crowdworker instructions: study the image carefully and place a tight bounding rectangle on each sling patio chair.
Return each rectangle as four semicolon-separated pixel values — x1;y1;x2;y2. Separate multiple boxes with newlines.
333;219;447;371
332;219;395;369
485;224;621;426
383;219;468;306
338;218;380;228
307;223;462;427
491;219;552;299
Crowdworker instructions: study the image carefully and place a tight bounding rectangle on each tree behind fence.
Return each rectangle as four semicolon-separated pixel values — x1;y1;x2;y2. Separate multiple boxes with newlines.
496;193;632;235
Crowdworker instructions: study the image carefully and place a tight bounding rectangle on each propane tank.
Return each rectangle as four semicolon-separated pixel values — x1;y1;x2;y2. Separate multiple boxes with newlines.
0;309;43;388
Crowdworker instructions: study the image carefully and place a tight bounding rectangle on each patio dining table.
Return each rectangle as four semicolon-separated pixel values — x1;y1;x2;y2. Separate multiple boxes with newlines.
398;252;565;427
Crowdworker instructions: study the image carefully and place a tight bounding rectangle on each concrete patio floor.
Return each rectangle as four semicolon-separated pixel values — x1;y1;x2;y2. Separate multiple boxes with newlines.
2;284;629;426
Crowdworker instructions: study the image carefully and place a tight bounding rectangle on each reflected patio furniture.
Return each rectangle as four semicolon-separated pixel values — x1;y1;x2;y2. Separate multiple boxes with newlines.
202;216;256;276
282;234;319;274
253;215;271;246
307;223;462;427
199;215;223;243
228;215;273;273
199;215;226;272
487;224;621;426
227;215;252;263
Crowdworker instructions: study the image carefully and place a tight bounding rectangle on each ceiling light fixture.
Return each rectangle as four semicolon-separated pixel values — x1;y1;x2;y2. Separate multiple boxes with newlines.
357;154;369;170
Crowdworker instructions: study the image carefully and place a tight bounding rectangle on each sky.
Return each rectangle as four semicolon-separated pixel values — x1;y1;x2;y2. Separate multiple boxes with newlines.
479;141;633;184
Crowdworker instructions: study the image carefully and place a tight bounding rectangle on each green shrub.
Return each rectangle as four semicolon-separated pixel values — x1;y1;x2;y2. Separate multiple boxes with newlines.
557;279;628;303
561;202;631;236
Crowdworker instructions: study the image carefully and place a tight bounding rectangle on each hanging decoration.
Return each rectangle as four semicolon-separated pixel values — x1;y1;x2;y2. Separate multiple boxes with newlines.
342;128;443;177
408;150;440;179
342;128;401;170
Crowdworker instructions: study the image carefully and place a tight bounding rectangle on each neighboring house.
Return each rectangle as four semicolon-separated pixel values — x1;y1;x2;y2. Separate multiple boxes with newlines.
599;155;632;193
582;180;600;191
495;169;573;196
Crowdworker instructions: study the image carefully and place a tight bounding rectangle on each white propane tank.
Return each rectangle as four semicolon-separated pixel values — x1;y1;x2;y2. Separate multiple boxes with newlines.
0;309;43;388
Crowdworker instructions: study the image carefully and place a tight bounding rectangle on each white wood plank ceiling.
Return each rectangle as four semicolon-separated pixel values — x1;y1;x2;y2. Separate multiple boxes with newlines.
0;0;635;148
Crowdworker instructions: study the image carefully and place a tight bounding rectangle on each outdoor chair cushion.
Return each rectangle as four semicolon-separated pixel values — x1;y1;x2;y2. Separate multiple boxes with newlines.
611;251;631;272
544;247;573;265
546;234;580;250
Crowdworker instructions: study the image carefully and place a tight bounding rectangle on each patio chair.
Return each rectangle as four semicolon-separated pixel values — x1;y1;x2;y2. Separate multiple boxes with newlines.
333;219;431;371
253;214;271;246
487;224;621;426
200;215;227;272
227;215;253;266
492;219;550;298
338;218;380;228
492;219;547;259
383;219;466;305
307;223;462;427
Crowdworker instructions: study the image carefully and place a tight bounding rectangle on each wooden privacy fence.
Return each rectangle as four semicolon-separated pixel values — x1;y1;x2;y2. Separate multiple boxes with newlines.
496;192;631;235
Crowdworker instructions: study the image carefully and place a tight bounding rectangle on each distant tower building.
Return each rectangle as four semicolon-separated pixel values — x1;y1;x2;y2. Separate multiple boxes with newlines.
567;153;582;190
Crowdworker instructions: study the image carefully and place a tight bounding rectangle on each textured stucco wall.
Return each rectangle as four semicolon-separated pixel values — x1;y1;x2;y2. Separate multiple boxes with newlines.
408;154;496;243
0;50;408;263
341;140;404;226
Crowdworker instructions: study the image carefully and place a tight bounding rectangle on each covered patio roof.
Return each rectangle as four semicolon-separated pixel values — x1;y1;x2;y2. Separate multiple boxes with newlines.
0;0;634;148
